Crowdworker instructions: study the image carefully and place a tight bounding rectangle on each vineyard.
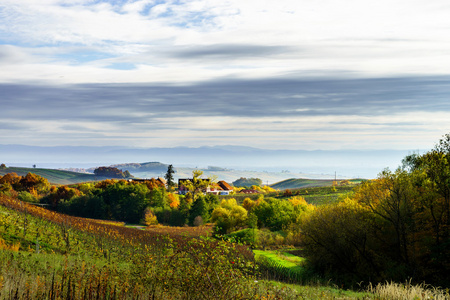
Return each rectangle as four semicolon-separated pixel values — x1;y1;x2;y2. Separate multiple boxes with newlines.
3;194;450;299
0;194;297;299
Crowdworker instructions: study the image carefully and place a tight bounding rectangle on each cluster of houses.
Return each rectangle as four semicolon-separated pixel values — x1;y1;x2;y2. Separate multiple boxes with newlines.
178;179;234;195
131;177;258;195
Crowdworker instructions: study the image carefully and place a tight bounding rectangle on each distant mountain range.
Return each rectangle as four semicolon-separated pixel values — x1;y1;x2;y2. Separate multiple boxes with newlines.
0;144;414;179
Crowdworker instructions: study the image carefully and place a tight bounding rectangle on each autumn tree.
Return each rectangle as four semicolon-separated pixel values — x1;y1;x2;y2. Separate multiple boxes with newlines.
144;207;158;226
167;193;180;209
301;197;377;282
0;172;21;186
94;167;131;178
17;172;51;194
182;170;211;199
353;170;418;267
211;198;248;234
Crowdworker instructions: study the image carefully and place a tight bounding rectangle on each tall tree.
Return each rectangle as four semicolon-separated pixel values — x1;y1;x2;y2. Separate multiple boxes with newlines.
165;164;175;191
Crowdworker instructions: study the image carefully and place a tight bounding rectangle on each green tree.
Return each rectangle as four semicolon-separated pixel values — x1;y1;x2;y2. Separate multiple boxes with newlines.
189;196;209;225
211;198;248;234
252;198;297;231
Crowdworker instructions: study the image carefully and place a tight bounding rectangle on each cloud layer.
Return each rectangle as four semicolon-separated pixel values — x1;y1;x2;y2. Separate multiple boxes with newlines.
1;76;449;150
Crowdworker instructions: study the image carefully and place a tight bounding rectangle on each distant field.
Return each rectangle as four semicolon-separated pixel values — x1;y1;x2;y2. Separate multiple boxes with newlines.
270;178;335;190
223;185;357;206
0;167;97;185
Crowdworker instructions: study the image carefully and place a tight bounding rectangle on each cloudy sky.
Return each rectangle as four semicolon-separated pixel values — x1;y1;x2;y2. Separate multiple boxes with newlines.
1;0;450;151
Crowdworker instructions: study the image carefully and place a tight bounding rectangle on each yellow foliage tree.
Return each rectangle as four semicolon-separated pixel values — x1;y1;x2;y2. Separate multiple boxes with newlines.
144;208;158;226
211;198;248;234
167;193;180;209
242;198;255;211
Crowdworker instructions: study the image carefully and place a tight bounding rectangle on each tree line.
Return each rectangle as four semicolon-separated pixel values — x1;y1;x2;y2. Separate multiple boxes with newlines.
300;134;450;287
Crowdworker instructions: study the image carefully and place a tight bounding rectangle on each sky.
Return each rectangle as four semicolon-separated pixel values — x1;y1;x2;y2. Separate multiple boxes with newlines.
1;0;450;151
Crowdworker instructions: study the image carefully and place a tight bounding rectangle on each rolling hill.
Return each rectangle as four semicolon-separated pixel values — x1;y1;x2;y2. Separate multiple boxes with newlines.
270;178;364;190
0;166;97;185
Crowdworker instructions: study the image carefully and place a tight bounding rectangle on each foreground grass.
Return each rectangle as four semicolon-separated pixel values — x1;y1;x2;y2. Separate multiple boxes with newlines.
264;281;371;299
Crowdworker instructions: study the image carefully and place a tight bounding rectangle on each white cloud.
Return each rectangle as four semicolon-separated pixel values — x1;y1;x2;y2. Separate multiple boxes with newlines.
1;0;450;84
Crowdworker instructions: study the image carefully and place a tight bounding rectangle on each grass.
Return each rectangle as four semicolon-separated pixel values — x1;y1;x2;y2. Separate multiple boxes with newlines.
367;280;450;300
264;281;372;299
254;249;305;268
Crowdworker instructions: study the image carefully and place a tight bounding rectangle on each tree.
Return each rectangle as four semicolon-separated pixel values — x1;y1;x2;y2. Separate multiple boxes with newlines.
16;173;50;194
165;164;175;191
144;208;158;226
252;198;297;231
0;163;6;170
0;172;21;186
353;169;418;266
189;196;209;225
211;198;248;234
182;170;211;199
167;193;180;208
94;167;127;178
301;197;377;282
123;170;133;178
232;177;262;187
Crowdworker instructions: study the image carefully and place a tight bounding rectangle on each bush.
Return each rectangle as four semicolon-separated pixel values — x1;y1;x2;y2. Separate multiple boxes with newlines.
17;191;38;203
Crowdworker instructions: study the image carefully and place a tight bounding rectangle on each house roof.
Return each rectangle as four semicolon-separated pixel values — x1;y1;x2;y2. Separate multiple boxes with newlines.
218;180;233;191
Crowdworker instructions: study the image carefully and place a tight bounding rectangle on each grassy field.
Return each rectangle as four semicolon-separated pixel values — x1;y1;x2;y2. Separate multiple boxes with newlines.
270;178;336;190
227;185;356;206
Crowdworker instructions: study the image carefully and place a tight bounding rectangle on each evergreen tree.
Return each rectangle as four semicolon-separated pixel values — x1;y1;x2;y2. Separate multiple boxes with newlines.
165;164;175;190
189;196;209;225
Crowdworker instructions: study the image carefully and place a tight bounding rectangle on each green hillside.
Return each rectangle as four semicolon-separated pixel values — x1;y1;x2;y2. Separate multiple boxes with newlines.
270;178;364;190
0;167;96;185
270;178;335;190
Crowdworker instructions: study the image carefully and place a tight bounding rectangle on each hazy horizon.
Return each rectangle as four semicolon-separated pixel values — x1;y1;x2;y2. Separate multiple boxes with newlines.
0;144;416;179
